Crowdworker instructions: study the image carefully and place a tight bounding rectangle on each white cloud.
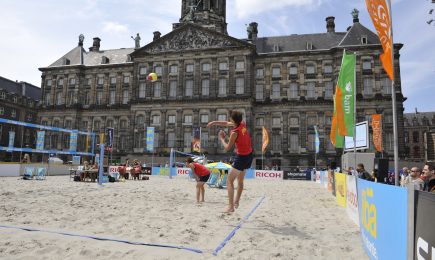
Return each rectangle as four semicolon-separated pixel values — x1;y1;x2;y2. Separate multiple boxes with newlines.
102;21;130;34
234;0;323;18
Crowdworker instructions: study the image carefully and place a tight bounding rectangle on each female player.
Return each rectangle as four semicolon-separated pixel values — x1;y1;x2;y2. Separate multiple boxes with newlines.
207;110;253;213
186;157;211;203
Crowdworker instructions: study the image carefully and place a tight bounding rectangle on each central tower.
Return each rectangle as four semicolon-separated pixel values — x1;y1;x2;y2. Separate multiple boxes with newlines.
175;0;227;34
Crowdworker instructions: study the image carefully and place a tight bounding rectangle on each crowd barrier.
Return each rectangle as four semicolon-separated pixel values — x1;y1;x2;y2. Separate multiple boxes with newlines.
314;171;435;260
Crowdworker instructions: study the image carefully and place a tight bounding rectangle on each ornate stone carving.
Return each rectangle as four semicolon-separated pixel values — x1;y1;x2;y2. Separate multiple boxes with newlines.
145;26;239;54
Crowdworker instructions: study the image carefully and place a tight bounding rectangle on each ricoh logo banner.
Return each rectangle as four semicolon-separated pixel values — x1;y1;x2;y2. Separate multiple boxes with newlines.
254;170;283;180
357;179;407;260
176;168;191;177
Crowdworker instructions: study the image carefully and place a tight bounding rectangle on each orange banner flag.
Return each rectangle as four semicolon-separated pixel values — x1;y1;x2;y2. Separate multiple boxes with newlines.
365;0;394;80
372;114;383;152
262;126;269;153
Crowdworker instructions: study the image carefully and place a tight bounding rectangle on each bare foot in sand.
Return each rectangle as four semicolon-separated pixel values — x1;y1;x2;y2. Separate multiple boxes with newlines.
223;206;235;213
234;201;239;209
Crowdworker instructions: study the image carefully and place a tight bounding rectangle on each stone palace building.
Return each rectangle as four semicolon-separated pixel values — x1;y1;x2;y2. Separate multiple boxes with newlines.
38;0;405;168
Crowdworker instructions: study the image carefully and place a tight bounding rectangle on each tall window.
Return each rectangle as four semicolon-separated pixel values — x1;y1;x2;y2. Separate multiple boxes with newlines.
217;114;227;121
152;115;160;125
289;83;298;99
202;63;211;72
96;90;103;105
201;79;209;96
307;116;317;125
307;82;315;98
290;117;299;126
184;115;192;124
67;91;75;105
120;136;127;150
256;117;264;126
413;131;419;143
236;78;244;94
106;120;113;128
123;76;130;84
235;61;245;70
324;81;333;99
12;96;17;103
120;120;128;129
381;77;392;95
306;64;315;74
256;68;264;78
155;66;162;76
154;132;159;148
139;67;147;75
272;67;281;77
69;78;76;85
46;79;52;88
139;83;146;98
136;115;144;126
272;135;282;151
219;62;228;71
185;80;193;96
363;78;373;96
218;79;227;96
154;82;161;98
386;132;393;151
290;134;299;150
272;117;281;126
84;91;90;105
94;121;101;130
170;65;178;74
200;114;209;123
308;134;315;151
110;76;117;85
169;81;177;97
97;77;104;85
186;64;194;73
122;89;129;104
362;59;371;70
272;84;280;99
109;90;116;105
184;132;191;148
255;84;263;100
167;132;175;147
57;78;64;87
56;92;63;105
289;65;298;77
168;115;176;124
323;64;333;74
201;132;209;149
11;109;16;118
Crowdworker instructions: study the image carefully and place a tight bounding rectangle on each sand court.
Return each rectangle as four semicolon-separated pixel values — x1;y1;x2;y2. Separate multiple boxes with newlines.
0;176;367;259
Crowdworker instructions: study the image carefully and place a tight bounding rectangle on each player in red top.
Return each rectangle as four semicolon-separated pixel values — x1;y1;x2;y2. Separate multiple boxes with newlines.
207;110;253;213
186;157;211;203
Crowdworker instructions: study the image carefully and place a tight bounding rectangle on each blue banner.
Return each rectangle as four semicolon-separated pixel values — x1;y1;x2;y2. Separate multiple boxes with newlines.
8;131;15;151
69;132;78;152
146;127;155;152
106;128;114;148
357;179;407;260
36;131;45;150
314;125;320;154
72;156;81;165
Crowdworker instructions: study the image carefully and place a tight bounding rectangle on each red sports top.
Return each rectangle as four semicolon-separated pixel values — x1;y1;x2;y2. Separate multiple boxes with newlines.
192;162;210;176
230;121;253;155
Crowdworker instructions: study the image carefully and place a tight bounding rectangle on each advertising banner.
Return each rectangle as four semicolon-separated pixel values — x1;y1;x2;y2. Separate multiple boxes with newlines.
8;131;15;151
106;128;114;152
146;127;155;153
192;127;201;153
69;132;78;152
346;175;359;226
414;191;435;260
335;172;347;207
176;167;191;177
315;171;321;183
357;179;407;260
254;170;283;181
283;171;309;180
109;166;119;177
36;131;45;150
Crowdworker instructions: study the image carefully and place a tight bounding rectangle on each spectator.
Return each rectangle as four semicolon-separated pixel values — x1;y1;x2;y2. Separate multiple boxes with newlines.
400;167;410;187
21;154;31;163
347;166;354;176
422;163;435;193
408;167;424;190
356;163;373;181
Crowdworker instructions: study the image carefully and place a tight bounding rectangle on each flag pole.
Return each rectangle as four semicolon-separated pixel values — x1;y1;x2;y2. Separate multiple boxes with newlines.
387;0;399;186
354;52;357;173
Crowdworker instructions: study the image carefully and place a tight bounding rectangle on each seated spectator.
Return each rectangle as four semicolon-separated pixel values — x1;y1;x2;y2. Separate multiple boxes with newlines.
422;163;435;193
80;161;91;181
356;163;373;181
21;154;31;163
347;167;354;176
90;162;99;182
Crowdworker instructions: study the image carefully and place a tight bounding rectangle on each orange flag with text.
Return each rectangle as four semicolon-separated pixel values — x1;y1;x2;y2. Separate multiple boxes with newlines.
372;114;383;152
365;0;394;80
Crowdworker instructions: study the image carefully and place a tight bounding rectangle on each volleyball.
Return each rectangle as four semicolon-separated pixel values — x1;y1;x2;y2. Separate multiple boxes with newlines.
147;72;158;82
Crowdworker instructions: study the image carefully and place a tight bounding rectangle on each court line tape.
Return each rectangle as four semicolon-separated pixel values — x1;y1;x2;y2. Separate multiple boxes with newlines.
212;196;266;256
0;225;203;254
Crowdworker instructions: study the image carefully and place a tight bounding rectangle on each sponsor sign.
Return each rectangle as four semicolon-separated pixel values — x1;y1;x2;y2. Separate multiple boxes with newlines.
69;132;78;152
346;175;359;226
142;167;152;175
177;168;191;177
109;166;119;176
414;191;435;260
152;167;169;176
8;131;15;151
254;170;283;180
36;131;45;150
357;179;407;260
335;172;347;207
146;127;155;152
283;171;309;180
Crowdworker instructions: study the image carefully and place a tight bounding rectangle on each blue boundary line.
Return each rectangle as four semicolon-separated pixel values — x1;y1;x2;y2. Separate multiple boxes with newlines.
212;196;266;256
0;225;203;254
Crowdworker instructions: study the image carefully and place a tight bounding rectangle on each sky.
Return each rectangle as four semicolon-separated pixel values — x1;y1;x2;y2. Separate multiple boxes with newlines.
0;0;434;113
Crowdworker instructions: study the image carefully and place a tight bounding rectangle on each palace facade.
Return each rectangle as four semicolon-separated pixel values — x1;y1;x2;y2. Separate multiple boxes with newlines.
38;0;405;168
